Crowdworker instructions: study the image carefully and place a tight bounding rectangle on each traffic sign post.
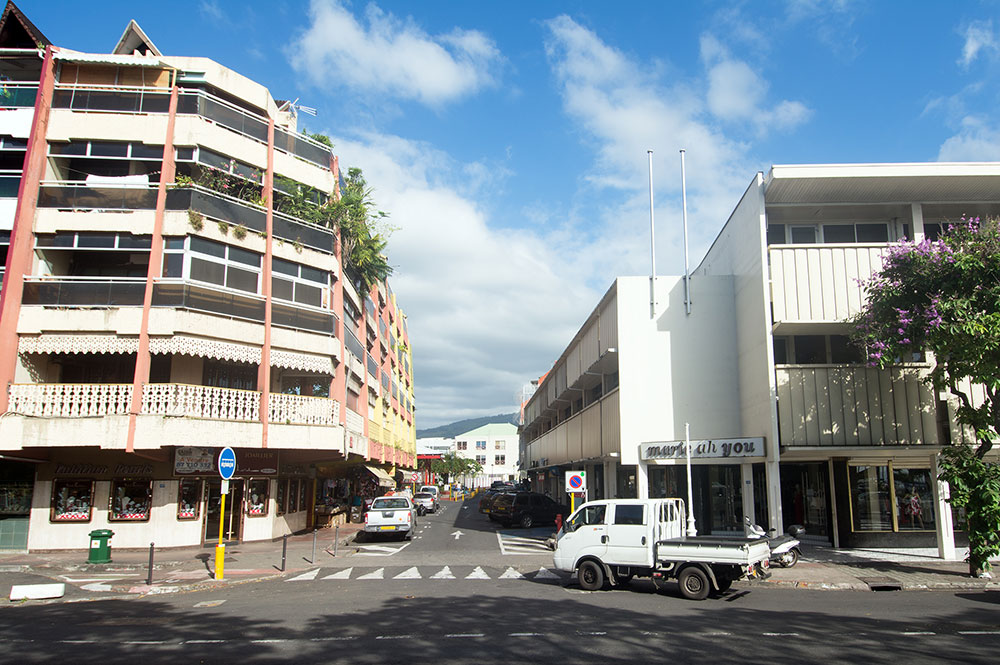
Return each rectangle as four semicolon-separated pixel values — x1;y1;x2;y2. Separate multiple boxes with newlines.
215;447;236;580
565;470;586;514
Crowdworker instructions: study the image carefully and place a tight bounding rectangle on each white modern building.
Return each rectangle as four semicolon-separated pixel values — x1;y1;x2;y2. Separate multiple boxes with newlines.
455;423;518;488
521;162;1000;556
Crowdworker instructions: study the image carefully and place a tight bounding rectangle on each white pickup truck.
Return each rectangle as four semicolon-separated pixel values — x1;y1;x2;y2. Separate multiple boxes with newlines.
363;496;417;540
553;498;770;600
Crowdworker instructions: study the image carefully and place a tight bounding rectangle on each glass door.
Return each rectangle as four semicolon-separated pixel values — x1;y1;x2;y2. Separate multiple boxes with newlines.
780;463;829;538
204;479;244;544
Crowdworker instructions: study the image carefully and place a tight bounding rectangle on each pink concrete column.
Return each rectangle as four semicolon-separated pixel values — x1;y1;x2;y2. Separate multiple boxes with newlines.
0;47;55;413
258;118;275;448
330;156;347;428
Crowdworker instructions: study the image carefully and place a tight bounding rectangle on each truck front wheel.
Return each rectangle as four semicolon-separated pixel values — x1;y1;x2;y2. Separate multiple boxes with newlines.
578;561;605;591
678;567;710;601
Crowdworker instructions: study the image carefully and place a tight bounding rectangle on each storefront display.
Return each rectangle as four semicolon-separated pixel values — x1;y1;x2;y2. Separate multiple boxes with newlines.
246;478;268;516
0;481;31;516
849;464;936;532
177;478;202;520
51;479;93;522
276;478;287;515
109;478;152;521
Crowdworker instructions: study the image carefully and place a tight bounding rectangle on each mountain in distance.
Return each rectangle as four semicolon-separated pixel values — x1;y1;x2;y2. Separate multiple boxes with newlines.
417;413;518;439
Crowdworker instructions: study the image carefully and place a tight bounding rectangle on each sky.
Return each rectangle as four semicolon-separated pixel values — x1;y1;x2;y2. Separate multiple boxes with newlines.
25;0;1000;428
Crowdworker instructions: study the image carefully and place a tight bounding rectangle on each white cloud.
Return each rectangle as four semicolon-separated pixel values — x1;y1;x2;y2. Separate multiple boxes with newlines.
288;0;503;107
959;19;999;68
937;116;1000;161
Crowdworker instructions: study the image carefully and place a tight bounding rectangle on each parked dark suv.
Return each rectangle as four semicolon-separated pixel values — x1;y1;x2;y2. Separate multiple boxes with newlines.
490;492;568;528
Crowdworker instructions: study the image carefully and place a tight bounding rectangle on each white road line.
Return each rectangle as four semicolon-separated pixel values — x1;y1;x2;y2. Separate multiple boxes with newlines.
902;632;935;636
466;566;490;579
357;567;385;580
577;631;607;636
394;566;422;579
446;633;485;638
323;568;352;579
375;635;413;640
959;631;1000;635
763;633;800;637
509;633;543;637
185;640;226;644
287;568;320;581
193;600;227;608
430;566;455;579
500;567;526;579
309;637;359;642
123;641;168;645
533;567;561;579
251;639;289;644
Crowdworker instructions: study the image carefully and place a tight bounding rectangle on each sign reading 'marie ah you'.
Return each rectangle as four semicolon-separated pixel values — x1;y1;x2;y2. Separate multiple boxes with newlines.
641;438;765;461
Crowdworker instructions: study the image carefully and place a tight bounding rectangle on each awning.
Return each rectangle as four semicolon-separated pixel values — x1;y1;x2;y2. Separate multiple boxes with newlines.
364;464;395;488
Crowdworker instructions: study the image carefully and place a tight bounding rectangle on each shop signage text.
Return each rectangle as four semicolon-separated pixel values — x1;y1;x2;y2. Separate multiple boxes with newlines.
640;437;765;461
55;463;153;476
174;447;280;477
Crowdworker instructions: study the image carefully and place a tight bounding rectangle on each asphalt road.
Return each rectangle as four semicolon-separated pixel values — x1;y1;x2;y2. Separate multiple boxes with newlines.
2;501;998;664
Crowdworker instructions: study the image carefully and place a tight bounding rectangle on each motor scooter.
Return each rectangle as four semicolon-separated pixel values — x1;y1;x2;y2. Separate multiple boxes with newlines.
745;516;804;568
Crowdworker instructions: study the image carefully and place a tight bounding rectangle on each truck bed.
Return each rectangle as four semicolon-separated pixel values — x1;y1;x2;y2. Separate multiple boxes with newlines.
655;536;770;566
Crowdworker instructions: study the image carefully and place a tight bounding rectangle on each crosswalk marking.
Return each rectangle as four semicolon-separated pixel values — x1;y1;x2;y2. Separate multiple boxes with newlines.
496;529;555;555
357;543;411;556
357;567;385;580
533;567;560;580
500;567;526;579
394;567;421;579
430;566;455;580
287;569;320;581
466;566;489;579
322;568;352;579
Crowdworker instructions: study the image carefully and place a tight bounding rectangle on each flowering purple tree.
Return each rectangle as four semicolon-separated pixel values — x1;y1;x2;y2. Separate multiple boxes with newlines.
852;217;1000;577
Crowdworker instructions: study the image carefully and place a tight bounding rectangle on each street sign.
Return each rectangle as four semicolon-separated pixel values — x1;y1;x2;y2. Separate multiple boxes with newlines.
565;470;586;493
411;472;419;483
218;447;236;480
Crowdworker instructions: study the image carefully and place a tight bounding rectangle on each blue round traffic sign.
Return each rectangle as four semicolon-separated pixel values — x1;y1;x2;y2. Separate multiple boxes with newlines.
569;474;583;489
218;447;236;480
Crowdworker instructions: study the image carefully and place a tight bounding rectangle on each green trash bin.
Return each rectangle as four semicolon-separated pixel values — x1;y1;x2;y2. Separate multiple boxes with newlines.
87;529;114;564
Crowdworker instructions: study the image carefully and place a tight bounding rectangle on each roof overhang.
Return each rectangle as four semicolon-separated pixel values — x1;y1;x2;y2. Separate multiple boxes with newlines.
53;50;167;68
764;162;1000;206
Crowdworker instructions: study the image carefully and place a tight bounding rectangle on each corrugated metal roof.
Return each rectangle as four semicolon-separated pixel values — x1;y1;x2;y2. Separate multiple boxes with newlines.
52;50;166;68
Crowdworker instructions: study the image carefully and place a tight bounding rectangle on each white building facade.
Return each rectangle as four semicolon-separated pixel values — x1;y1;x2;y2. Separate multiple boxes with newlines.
521;162;1000;557
455;423;518;488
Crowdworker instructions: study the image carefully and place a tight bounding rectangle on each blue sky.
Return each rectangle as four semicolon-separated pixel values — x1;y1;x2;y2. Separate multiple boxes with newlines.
26;1;1000;427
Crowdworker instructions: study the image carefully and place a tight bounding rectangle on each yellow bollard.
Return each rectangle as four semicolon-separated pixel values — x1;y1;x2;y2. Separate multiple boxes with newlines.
214;543;225;580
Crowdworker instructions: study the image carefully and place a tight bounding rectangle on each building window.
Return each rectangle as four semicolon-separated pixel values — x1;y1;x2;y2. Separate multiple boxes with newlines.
50;479;93;522
457;442;467;451
495;455;505;465
475;455;486;465
792;335;826;364
247;478;269;517
495;440;505;450
476;441;486;450
177;479;202;520
108;478;152;521
188;236;262;294
848;464;937;532
272;257;329;308
790;226;817;244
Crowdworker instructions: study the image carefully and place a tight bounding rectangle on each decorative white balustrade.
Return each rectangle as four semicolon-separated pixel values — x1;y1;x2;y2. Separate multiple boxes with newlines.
7;383;133;417
345;407;365;434
268;392;340;426
141;383;260;422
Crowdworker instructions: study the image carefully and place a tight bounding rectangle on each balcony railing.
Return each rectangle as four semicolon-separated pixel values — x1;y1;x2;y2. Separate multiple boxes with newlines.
8;383;133;417
345;407;365;434
38;183;159;210
22;277;146;307
269;392;340;426
0;85;38;108
151;281;266;323
142;383;260;421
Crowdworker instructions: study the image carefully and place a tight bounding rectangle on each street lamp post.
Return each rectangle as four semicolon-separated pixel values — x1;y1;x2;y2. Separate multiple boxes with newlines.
685;422;697;536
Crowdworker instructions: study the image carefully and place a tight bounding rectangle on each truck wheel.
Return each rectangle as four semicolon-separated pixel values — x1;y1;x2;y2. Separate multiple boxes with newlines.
520;514;534;529
678;567;710;601
578;561;604;591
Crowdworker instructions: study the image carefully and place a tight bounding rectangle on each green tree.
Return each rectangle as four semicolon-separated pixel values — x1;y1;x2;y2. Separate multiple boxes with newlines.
330;167;394;292
851;216;1000;577
430;452;483;483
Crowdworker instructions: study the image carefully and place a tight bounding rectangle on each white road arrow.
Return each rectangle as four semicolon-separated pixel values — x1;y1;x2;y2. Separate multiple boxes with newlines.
452;530;464;540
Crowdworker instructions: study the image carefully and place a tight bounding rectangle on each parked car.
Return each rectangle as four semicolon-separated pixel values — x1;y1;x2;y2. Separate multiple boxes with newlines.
363;496;417;540
413;492;438;515
491;481;515;490
419;485;439;500
490;491;568;529
479;488;507;515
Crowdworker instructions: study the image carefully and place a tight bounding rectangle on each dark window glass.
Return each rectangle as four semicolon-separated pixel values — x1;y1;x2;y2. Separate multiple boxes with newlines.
226;265;258;293
773;336;788;364
48;141;87;156
90;141;129;158
162;253;183;278
793;335;827;364
294;283;322;307
175;146;195;161
924;223;942;241
856;223;889;242
614;504;645;525
830;335;862;364
36;233;75;247
228;245;261;268
272;277;293;301
2;137;27;149
790;226;817;244
190;257;225;285
131;143;163;160
300;265;327;284
177;479;201;520
766;224;786;245
199;148;231;171
273;257;298;277
118;234;152;249
76;233;116;248
164;237;185;250
190;236;226;258
823;225;855;243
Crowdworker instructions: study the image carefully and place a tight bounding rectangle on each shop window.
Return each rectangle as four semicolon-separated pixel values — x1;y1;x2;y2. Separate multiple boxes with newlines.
297;479;308;512
276;478;287;515
893;468;936;532
109;478;152;521
177;478;202;520
848;465;893;531
287;479;299;513
246;478;269;517
850;464;937;532
50;479;94;522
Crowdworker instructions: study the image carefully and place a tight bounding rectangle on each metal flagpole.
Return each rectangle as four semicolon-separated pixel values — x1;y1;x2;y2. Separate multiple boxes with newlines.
685;422;697;536
680;150;691;315
648;150;656;314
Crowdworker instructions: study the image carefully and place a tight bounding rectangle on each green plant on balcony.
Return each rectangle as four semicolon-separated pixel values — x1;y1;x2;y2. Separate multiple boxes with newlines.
187;210;204;231
233;224;248;241
197;162;264;205
330;167;394;293
217;220;230;235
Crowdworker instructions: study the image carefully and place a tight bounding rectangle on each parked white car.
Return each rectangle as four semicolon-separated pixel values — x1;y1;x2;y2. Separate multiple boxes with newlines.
419;485;439;499
364;496;417;540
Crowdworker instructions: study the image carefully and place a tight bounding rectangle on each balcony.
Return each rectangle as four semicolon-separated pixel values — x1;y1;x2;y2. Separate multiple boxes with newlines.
8;383;132;417
769;244;888;327
775;365;938;447
22;277;146;307
524;390;620;468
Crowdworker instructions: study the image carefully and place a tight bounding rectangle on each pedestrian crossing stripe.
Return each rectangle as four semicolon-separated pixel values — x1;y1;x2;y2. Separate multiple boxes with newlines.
357;568;385;580
466;566;489;579
500;567;525;579
533;567;560;580
430;566;455;579
288;569;320;581
323;568;352;580
394;567;421;579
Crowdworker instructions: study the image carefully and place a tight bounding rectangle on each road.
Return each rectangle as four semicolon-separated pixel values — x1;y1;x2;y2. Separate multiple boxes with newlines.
1;500;998;664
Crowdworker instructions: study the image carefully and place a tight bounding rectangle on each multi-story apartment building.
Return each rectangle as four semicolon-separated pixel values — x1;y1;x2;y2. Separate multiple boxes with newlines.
0;3;415;551
454;423;518;488
520;162;1000;557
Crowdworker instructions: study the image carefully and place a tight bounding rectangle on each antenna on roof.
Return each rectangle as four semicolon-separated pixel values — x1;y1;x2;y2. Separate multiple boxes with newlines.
280;97;317;117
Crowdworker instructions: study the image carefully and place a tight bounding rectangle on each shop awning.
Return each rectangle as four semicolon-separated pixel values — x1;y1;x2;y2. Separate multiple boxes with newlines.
364;464;395;488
